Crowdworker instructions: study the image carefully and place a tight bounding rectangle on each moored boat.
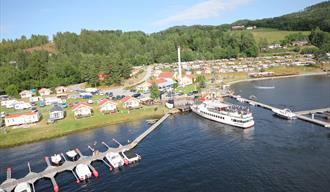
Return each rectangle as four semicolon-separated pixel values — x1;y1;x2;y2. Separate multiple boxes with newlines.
14;182;31;192
66;150;78;160
75;164;92;181
165;99;174;109
51;154;62;165
272;108;296;120
191;100;254;129
105;152;126;168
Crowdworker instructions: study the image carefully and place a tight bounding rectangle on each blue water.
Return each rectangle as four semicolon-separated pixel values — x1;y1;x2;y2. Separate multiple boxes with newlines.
1;75;329;192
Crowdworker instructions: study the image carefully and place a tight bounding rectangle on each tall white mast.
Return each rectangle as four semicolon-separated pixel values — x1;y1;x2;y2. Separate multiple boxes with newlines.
177;46;183;87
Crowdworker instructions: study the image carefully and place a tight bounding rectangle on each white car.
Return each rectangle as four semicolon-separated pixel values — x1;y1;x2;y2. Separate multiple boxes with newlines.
14;102;31;110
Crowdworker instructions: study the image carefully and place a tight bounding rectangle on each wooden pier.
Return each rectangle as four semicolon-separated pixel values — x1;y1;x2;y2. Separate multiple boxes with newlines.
0;113;171;192
229;95;330;128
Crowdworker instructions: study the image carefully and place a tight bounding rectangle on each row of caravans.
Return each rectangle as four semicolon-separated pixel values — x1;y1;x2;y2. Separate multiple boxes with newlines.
2;96;141;127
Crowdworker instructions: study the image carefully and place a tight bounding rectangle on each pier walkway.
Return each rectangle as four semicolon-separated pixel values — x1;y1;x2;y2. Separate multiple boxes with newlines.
0;113;171;192
229;95;330;128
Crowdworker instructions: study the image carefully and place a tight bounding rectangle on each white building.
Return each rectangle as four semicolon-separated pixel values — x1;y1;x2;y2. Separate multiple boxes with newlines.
19;90;33;99
5;112;41;126
99;99;117;114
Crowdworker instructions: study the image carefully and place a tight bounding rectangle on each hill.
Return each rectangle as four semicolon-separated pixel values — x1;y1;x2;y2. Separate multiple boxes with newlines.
250;28;310;43
24;42;57;53
233;1;330;32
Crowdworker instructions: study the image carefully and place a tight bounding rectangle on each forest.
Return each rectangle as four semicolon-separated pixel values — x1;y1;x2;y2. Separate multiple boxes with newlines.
0;1;329;96
0;26;261;95
234;1;330;32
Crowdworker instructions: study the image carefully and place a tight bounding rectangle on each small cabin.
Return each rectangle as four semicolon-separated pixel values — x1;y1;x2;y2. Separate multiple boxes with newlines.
121;96;140;109
55;86;67;94
49;105;65;120
98;99;117;114
39;88;52;96
72;102;93;119
19;90;33;99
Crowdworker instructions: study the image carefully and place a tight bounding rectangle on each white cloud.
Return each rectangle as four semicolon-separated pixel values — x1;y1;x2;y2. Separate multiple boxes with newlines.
153;0;252;26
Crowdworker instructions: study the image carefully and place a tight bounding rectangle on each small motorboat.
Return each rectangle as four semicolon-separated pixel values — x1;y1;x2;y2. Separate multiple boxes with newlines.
121;151;141;164
14;182;32;192
105;152;125;168
51;154;62;165
66;150;78;160
272;108;296;120
75;164;92;181
146;119;158;124
165;99;174;109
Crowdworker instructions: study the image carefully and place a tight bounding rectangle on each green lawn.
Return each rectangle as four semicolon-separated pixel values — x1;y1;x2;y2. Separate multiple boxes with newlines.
0;101;168;148
175;84;197;94
251;28;310;43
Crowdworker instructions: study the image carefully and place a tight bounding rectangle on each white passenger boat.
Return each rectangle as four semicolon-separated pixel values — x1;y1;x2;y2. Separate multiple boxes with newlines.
75;164;92;181
66;150;78;160
191;100;254;129
105;152;125;168
51;154;62;165
272;108;296;120
14;182;31;192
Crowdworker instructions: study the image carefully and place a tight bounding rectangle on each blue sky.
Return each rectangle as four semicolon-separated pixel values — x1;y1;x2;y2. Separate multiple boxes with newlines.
0;0;325;40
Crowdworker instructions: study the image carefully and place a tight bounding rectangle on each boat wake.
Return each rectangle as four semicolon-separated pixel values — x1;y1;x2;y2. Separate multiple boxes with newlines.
253;85;275;89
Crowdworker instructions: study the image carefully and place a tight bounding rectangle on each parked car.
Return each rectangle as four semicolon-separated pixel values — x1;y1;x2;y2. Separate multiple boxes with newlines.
87;99;93;104
31;107;38;112
106;91;113;97
132;93;141;98
0;112;5;118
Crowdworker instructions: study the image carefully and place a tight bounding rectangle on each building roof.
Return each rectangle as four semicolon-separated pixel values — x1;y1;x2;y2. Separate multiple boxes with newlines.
121;96;139;103
6;112;38;119
72;102;92;111
98;99;116;107
159;71;174;79
50;105;64;113
20;90;32;94
148;78;167;85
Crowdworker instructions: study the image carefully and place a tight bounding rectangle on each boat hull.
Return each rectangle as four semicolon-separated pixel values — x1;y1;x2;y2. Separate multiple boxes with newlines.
191;106;254;129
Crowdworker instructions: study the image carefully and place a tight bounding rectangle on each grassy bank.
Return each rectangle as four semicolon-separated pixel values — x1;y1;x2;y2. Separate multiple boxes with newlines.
251;28;310;43
0;105;168;148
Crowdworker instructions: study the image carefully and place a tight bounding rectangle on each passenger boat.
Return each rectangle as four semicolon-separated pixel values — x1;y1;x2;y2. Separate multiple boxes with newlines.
191;100;254;129
51;154;62;165
105;152;125;168
66;150;78;160
14;182;31;192
75;164;92;181
272;108;296;120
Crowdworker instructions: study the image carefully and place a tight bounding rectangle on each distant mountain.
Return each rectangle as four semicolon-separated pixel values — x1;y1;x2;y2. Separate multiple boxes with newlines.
233;1;330;32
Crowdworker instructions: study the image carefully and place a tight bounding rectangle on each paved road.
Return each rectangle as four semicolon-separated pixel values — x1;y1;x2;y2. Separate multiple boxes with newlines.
110;65;153;97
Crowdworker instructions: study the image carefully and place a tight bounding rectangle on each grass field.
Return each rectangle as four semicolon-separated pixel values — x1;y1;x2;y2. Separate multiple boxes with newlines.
0;102;168;148
250;28;310;43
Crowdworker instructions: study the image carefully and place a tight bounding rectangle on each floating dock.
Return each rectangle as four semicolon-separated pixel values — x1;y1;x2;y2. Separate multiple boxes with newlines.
0;113;171;192
229;95;330;128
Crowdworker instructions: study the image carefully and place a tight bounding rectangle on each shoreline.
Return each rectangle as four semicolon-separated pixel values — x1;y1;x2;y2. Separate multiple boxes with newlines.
0;107;167;149
227;72;328;87
0;71;327;149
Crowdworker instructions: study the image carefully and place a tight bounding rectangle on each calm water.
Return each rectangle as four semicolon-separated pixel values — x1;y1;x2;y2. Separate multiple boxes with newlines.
1;75;330;192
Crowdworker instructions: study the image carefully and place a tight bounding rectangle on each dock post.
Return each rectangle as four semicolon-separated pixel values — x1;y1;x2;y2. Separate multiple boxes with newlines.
6;167;11;180
312;113;314;119
87;164;99;178
50;177;59;192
